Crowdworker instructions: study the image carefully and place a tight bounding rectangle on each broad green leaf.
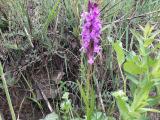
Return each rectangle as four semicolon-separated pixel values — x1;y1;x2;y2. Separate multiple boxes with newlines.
123;60;147;75
113;41;125;65
112;90;129;119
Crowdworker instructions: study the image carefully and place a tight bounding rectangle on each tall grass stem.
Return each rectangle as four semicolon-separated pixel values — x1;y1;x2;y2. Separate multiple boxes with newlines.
1;74;16;120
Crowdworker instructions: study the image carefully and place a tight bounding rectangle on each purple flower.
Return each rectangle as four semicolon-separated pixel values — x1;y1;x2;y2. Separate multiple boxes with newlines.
81;0;102;64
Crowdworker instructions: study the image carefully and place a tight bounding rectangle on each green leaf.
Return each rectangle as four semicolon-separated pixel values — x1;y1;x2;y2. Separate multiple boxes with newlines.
148;96;160;106
151;70;160;78
40;112;59;120
131;81;153;112
144;37;154;47
112;90;130;119
130;29;143;43
92;112;104;120
123;60;147;75
148;57;156;67
91;112;116;120
61;102;70;112
62;92;69;99
139;108;160;113
130;29;146;56
126;74;139;85
151;59;160;78
0;63;3;77
143;30;160;48
139;23;153;38
126;74;139;95
4;72;16;87
143;23;154;38
113;41;125;65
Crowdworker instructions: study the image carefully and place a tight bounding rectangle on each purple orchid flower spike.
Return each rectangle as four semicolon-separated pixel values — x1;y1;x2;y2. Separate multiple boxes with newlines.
81;0;102;64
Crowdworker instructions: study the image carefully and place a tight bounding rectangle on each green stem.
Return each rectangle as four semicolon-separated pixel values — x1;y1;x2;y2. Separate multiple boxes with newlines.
146;56;150;82
86;64;93;120
86;65;92;98
1;74;16;120
119;64;126;94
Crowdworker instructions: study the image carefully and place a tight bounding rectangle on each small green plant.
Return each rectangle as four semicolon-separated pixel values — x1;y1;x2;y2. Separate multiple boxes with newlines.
113;23;160;120
60;92;73;120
